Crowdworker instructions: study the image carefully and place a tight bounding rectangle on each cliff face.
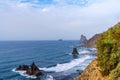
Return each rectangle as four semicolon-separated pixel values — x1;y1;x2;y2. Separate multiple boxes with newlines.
76;22;120;80
75;59;120;80
75;60;108;80
84;34;100;48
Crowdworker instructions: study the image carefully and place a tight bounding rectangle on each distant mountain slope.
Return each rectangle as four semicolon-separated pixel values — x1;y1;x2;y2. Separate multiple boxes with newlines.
84;34;100;47
80;34;87;43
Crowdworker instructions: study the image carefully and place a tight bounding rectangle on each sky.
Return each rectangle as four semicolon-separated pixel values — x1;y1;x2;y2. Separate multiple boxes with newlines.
0;0;120;40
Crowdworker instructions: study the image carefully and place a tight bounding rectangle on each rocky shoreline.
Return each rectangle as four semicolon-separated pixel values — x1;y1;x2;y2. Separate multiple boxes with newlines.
74;60;108;80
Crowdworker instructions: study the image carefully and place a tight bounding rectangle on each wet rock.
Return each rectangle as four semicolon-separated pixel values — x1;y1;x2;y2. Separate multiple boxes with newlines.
26;62;42;76
15;62;42;77
76;70;83;75
72;48;79;55
16;65;29;71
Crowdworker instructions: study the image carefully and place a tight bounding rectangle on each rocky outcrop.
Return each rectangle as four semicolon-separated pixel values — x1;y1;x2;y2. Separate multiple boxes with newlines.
72;48;79;55
80;35;87;43
15;62;42;77
26;62;42;76
75;60;108;80
84;34;100;48
16;65;29;71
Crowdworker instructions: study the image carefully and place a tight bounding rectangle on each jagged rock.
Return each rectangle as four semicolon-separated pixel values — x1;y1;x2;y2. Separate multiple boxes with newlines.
84;34;100;48
16;65;29;71
80;35;87;43
72;48;79;55
26;62;42;76
15;62;42;77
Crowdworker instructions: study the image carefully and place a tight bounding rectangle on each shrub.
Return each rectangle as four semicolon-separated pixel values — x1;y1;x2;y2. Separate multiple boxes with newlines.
109;62;120;80
97;22;120;75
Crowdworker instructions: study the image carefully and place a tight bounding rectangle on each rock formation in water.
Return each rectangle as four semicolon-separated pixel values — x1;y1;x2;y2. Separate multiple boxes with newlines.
16;62;42;77
84;34;100;47
16;65;29;71
80;35;87;43
26;62;42;76
72;48;79;54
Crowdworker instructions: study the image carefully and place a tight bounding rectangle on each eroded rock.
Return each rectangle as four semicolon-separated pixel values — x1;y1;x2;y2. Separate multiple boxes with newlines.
72;48;79;55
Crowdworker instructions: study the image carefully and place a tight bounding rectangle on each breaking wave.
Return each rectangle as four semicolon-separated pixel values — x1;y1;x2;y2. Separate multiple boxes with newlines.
12;68;55;80
40;55;90;72
12;68;37;78
79;50;90;54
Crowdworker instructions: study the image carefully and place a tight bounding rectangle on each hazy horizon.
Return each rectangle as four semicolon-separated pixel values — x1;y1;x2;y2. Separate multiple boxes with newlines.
0;0;120;40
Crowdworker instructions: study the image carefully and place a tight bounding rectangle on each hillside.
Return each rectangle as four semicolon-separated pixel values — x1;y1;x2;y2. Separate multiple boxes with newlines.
75;60;109;80
84;34;100;48
76;22;120;80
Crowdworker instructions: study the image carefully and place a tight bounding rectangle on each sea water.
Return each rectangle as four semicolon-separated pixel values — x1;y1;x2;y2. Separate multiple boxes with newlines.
0;40;96;80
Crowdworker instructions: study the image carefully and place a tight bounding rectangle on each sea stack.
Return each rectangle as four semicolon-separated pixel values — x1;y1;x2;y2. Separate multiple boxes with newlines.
15;62;42;77
26;62;42;76
72;48;79;55
80;34;87;43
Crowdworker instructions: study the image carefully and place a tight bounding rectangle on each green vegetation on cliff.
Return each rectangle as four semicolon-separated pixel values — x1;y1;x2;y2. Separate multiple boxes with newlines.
109;62;120;80
97;22;120;78
75;23;120;80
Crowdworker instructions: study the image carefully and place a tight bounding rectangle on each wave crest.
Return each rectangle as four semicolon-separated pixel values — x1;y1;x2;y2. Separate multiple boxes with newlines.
40;55;90;72
12;68;37;78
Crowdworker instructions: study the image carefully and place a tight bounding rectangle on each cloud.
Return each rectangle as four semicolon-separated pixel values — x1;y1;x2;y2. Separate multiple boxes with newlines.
0;0;120;40
41;8;49;12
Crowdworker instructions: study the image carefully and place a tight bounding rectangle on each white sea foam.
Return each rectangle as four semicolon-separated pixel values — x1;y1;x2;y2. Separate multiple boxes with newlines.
68;50;90;55
40;55;90;72
12;68;37;78
79;50;90;54
12;68;55;80
89;48;97;51
46;75;55;80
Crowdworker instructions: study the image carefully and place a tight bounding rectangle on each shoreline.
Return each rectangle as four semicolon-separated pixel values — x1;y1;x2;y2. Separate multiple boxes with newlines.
74;59;109;80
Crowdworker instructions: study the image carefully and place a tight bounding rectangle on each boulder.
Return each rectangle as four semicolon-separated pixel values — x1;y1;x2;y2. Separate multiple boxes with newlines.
72;48;79;55
16;64;29;71
26;62;42;76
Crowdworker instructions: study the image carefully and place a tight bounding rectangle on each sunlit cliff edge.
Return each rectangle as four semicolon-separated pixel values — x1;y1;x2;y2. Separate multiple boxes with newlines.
75;22;120;80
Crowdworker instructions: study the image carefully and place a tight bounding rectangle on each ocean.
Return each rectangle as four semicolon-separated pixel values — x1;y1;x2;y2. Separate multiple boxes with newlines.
0;40;96;80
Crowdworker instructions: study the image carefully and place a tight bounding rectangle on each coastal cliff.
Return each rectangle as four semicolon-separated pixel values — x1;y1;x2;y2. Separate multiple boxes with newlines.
75;60;120;80
75;60;109;80
76;22;120;80
84;34;100;48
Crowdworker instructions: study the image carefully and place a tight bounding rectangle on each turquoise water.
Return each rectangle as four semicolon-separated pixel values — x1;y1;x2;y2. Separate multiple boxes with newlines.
0;40;96;80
